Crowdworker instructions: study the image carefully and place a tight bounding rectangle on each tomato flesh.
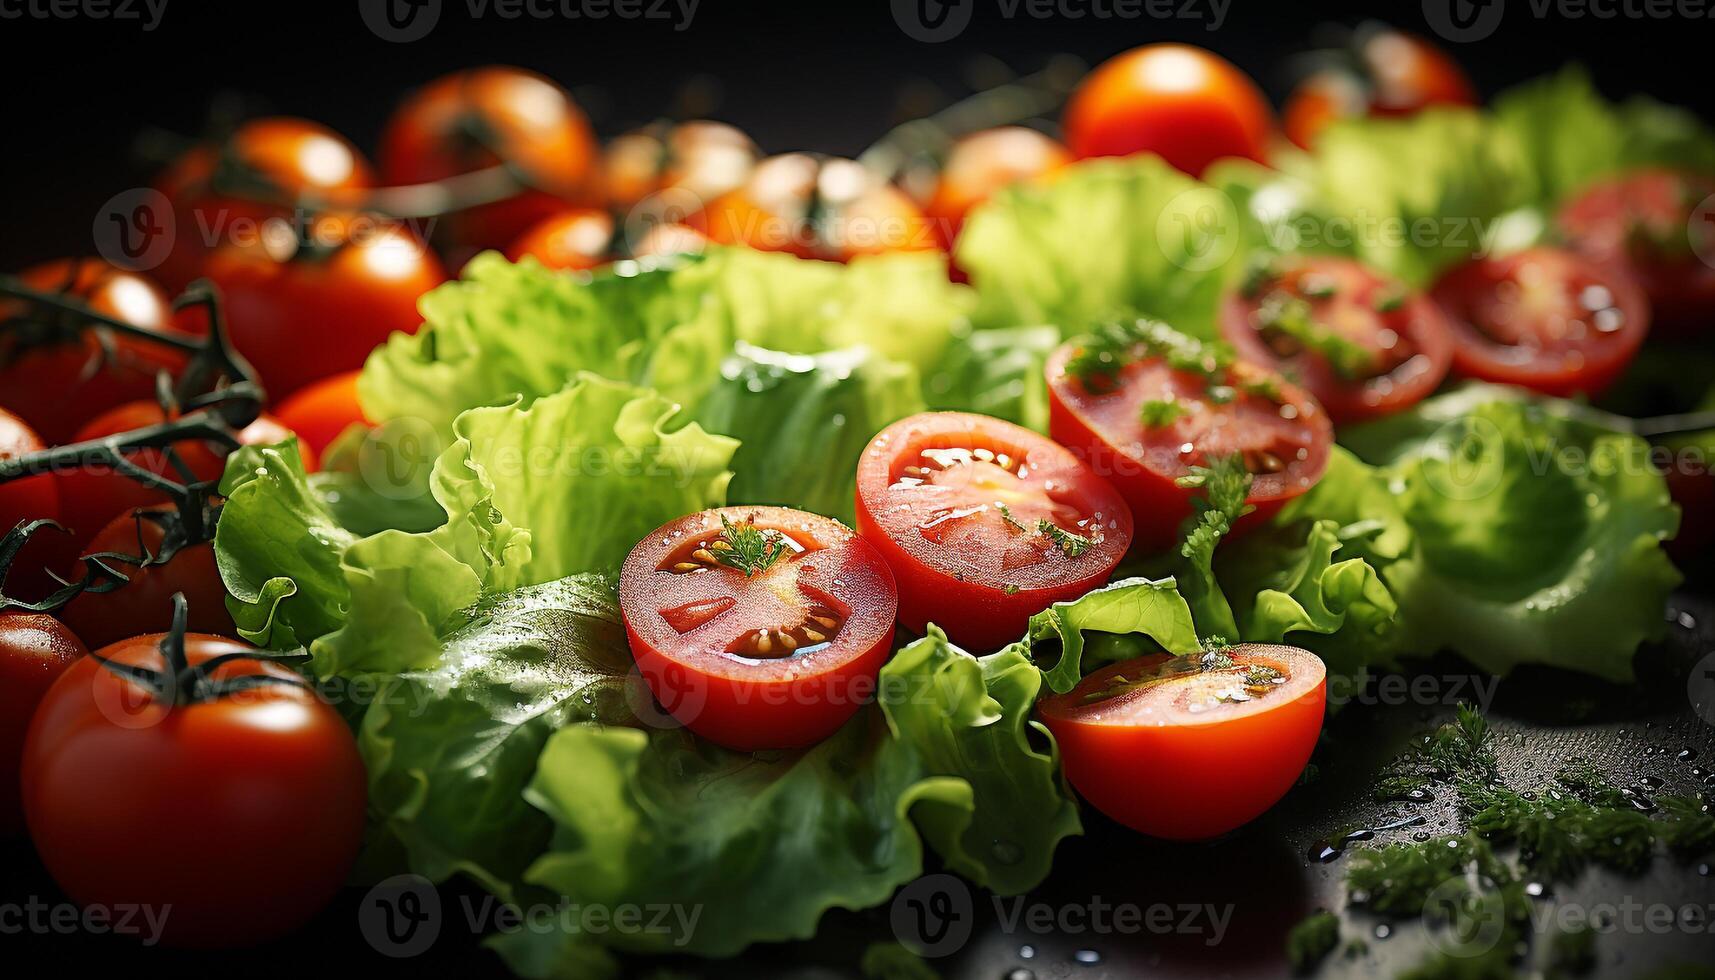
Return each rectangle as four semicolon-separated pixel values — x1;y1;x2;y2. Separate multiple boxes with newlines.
1038;644;1326;840
21;632;366;946
1046;344;1330;553
1221;257;1453;423
1431;247;1649;397
1558;168;1715;337
620;506;898;750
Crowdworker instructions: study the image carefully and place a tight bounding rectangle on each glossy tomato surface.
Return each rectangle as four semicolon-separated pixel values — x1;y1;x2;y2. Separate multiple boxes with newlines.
694;154;938;261
21;631;366;947
0;408;68;603
379;66;601;252
925;127;1071;250
153;117;375;291
195;221;444;399
1038;644;1326;840
273;370;367;456
603;119;759;214
0;258;182;443
1558;168;1715;336
0;612;86;834
59;506;237;650
1220;256;1454;423
854;412;1131;651
620;506;898;750
1430;247;1649;397
1285;29;1476;148
57;400;308;552
1063;44;1273;177
1046;335;1331;552
505;208;614;270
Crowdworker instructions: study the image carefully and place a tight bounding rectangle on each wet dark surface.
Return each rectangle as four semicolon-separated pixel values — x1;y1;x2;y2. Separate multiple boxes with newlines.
6;591;1713;979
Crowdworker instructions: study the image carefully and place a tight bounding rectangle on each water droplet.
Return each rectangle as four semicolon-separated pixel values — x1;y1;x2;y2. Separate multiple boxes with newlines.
1525;882;1548;898
1698;863;1711;877
1006;971;1035;980
1679;748;1699;763
1373;924;1392;940
1412;831;1432;842
1073;949;1101;966
1638;775;1666;791
1019;945;1036;960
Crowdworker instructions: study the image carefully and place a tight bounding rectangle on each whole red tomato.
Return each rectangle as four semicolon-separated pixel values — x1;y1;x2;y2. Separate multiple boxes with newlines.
21;622;366;947
925;127;1072;251
191;215;445;399
0;407;71;604
693;154;937;261
1284;27;1477;148
0;612;86;835
273;370;368;456
154;117;376;292
506;208;615;271
379;66;602;254
1;259;183;444
60;506;236;650
1064;44;1274;177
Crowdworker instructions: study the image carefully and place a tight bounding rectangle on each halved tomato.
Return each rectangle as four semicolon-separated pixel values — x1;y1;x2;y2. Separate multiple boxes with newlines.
1038;644;1325;840
1221;256;1454;424
854;412;1132;652
1046;325;1331;553
619;506;898;751
1430;247;1649;397
1557;168;1715;337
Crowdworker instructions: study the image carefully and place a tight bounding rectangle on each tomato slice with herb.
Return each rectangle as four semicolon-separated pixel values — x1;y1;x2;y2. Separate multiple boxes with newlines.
1045;323;1331;553
1220;257;1454;423
1429;247;1649;397
620;506;898;751
1557;168;1715;337
854;412;1132;652
1037;644;1326;840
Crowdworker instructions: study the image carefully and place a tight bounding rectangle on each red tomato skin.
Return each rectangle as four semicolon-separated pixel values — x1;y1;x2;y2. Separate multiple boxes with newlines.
1063;44;1273;177
1430;248;1650;398
21;634;366;947
195;226;445;399
0;613;87;835
627;618;895;751
57;402;310;553
854;492;1118;653
273;370;368;456
693;154;939;262
0;259;183;444
1039;655;1325;840
1558;169;1715;337
0;407;68;602
59;506;237;651
505;208;614;270
925;127;1072;251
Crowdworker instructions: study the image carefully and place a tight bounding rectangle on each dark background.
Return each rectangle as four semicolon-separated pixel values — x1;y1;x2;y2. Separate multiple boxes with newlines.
0;0;1709;270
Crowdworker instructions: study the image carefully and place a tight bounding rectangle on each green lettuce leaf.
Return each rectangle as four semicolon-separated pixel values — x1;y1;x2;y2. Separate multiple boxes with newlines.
693;343;924;524
1027;577;1202;694
956;156;1245;339
924;324;1061;431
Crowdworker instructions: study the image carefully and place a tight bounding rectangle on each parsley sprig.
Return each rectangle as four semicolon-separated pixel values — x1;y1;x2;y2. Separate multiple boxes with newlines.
713;516;790;577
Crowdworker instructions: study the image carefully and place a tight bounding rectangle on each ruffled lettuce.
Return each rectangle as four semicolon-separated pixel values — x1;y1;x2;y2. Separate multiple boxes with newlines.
956;156;1246;339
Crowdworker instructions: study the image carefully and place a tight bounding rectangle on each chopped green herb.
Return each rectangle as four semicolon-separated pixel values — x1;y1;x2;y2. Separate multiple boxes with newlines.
1062;318;1235;393
713;516;790;577
1300;274;1338;300
995;502;1028;533
1139;398;1189;427
1286;911;1339;974
1373;288;1406;314
1255;291;1375;380
1036;520;1093;558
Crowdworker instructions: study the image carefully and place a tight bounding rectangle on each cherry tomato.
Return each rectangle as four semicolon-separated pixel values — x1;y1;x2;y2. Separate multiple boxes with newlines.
154;117;376;292
1063;44;1274;177
59;506;236;650
1220;256;1454;424
604;119;759;215
505;208;614;271
273;370;367;456
1429;247;1649;397
0;408;70;604
1037;644;1325;839
0;258;183;443
854;412;1132;651
56;401;308;553
1284;28;1477;149
924;127;1072;251
1558;168;1715;337
0;612;86;835
631;222;712;260
693;154;938;262
620;506;898;751
191;216;445;399
21;628;366;947
1046;330;1331;553
379;66;601;254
